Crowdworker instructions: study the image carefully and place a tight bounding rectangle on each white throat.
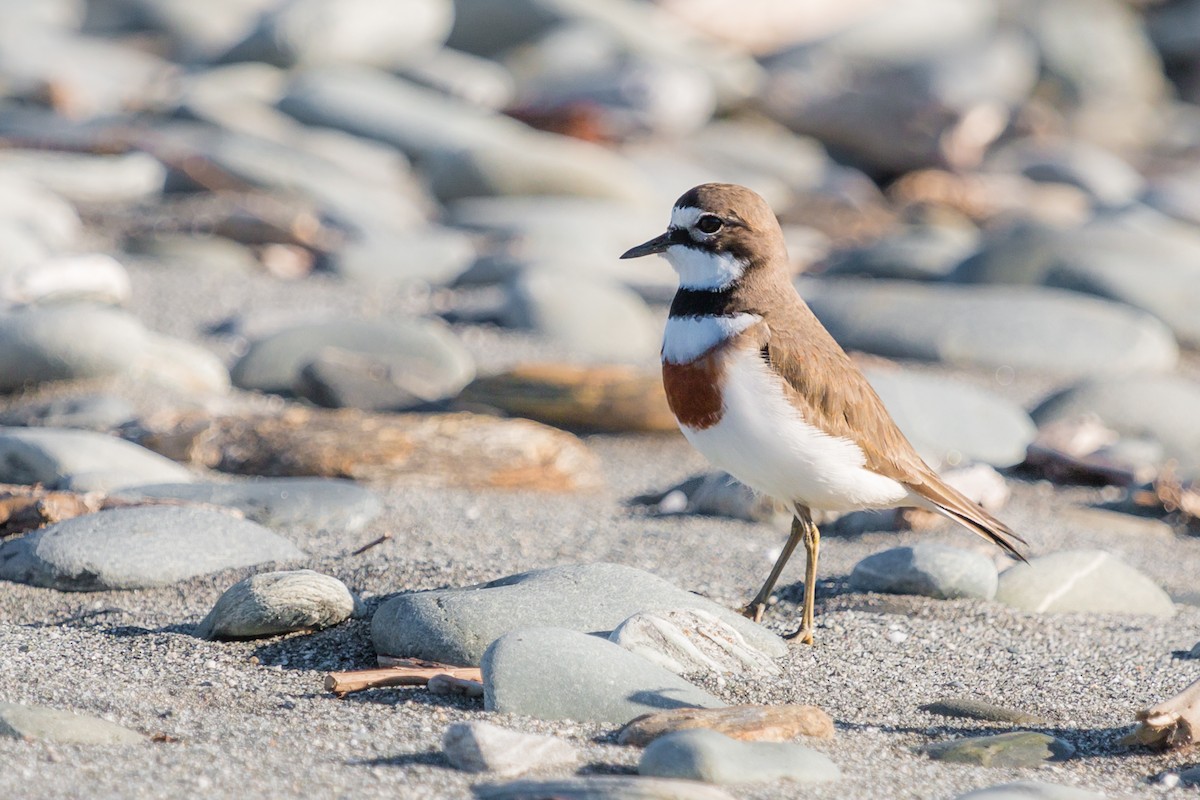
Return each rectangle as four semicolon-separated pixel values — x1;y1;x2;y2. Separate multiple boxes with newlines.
664;205;748;290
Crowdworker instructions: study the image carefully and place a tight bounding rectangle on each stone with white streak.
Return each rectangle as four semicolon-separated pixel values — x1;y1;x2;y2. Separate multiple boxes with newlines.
442;720;578;776
610;608;781;676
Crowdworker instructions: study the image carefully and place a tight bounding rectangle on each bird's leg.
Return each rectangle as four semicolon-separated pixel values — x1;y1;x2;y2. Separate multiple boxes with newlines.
785;515;821;645
740;513;805;623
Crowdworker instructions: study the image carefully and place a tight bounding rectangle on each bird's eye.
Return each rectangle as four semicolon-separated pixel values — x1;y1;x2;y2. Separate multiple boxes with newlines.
696;215;723;234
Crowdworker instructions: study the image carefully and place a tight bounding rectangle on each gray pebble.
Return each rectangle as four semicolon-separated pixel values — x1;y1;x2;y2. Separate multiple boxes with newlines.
0;702;145;745
0;150;165;204
639;729;840;785
472;775;737;800
0;394;135;431
954;780;1108;799
921;697;1047;725
127;332;231;395
442;720;577;776
0;305;148;392
921;731;1074;767
800;278;1178;377
481;627;724;725
0;427;194;491
325;228;475;286
850;544;999;601
371;562;785;666
0;505;306;591
995;549;1174;616
196;569;361;639
823;223;980;281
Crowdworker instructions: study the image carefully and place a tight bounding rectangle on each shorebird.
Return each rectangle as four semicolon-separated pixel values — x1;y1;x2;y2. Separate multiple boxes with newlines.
621;183;1026;643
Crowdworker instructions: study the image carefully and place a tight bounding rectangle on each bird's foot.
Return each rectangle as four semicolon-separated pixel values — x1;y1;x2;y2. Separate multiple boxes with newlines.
740;601;767;624
784;626;814;646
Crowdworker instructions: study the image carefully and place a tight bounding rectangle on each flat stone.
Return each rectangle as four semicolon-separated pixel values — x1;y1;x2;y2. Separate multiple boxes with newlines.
0;505;305;590
325;228;475;286
823;224;979;281
618;705;835;747
0;702;145;745
139;407;602;492
0;427;194;492
127;332;231;395
116;478;380;532
799;278;1178;377
986;139;1144;206
995;550;1174;616
863;366;1036;469
1031;375;1200;480
124;233;260;274
0;253;131;306
0;394;135;431
639;729;840;785
230;318;474;404
472;776;736;800
631;472;781;524
295;348;460;412
502;272;660;363
921;732;1074;767
0;305;148;392
0;174;81;250
0;150;165;204
458;364;677;434
481;627;724;725
952;210;1200;347
609;608;781;676
954;781;1109;800
371;562;785;666
442;720;578;776
921;697;1048;725
849;544;999;601
196;569;362;639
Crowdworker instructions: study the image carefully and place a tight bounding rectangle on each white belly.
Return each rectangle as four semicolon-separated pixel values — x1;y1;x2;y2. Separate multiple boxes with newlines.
680;347;912;513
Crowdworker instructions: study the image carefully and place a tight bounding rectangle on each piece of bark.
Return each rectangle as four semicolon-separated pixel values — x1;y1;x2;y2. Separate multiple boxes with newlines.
137;407;603;492
1129;676;1200;750
459;363;678;434
325;659;482;697
616;704;835;747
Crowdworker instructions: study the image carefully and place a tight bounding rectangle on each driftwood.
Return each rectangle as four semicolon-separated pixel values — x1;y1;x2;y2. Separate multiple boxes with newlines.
324;658;482;698
616;704;835;747
1129;675;1200;750
0;484;229;537
137;407;603;492
459;363;679;434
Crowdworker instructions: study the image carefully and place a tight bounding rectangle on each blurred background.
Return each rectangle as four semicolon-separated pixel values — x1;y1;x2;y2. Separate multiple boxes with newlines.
0;0;1198;501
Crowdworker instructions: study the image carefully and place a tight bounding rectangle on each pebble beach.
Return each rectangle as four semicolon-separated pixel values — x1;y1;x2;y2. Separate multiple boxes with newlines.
2;1;1200;798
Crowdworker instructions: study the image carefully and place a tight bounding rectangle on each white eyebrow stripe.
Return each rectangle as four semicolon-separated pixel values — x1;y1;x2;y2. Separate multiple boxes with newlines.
662;313;762;364
670;205;703;229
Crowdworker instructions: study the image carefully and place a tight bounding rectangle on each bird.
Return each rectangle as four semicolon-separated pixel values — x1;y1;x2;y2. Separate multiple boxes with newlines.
620;183;1026;644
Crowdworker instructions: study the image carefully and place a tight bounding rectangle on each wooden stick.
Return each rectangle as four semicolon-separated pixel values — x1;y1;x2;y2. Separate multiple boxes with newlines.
324;659;481;697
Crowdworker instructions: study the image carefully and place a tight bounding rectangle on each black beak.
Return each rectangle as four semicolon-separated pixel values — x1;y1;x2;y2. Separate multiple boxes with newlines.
620;231;672;259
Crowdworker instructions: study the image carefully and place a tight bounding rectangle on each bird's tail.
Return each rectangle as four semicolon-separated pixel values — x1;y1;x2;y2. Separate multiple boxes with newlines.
908;474;1028;562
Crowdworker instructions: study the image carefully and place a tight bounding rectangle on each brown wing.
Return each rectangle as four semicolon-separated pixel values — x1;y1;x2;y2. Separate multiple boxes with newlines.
747;309;1027;561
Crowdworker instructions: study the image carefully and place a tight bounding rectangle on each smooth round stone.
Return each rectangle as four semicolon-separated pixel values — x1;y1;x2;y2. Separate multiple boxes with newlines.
995;550;1174;616
0;253;131;306
124;233;260;274
1030;374;1200;479
0;305;148;391
823;224;980;281
1144;165;1200;227
955;782;1108;800
921;732;1074;768
863;367;1035;469
127;332;231;395
0;427;194;491
849;544;999;601
502;272;659;363
371;562;785;666
115;478;381;531
222;0;453;68
112;0;276;64
481;627;725;725
0;702;145;745
325;227;476;286
196;569;362;639
0;505;306;590
952;211;1200;347
0;175;81;249
394;46;516;110
632;471;782;524
986;139;1145;206
799;278;1178;377
0;150;165;204
0;220;49;273
230;317;475;401
639;729;840;785
473;776;736;800
685;119;830;194
0;394;135;431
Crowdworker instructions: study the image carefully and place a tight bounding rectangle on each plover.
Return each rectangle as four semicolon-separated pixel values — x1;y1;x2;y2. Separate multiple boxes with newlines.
621;183;1025;643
